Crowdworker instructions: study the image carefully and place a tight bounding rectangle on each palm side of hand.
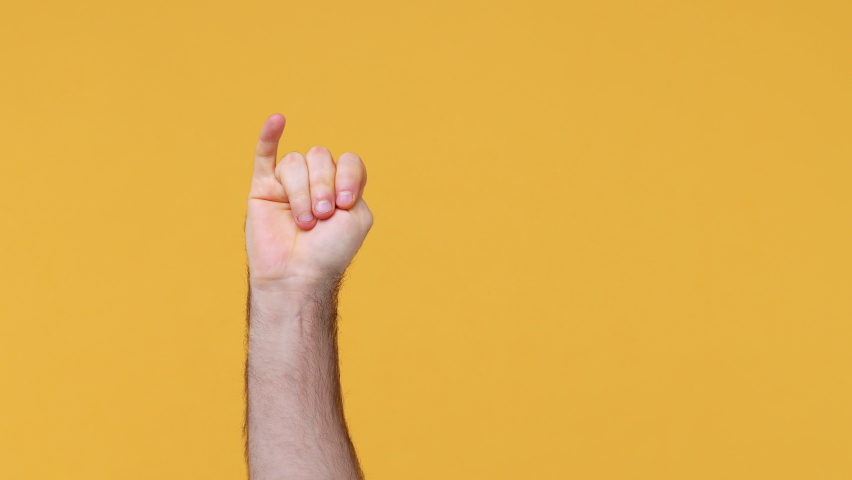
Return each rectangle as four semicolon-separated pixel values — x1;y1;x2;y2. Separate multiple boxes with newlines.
246;114;372;287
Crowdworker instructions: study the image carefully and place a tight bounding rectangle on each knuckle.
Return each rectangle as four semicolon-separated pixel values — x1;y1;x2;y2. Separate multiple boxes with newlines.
282;152;304;164
308;145;330;156
339;152;362;164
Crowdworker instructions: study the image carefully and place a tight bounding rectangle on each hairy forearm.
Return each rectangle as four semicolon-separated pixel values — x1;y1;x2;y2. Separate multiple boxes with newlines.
246;278;362;480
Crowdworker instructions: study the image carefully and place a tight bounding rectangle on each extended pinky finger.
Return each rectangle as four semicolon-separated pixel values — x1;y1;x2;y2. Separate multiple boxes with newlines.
335;152;366;209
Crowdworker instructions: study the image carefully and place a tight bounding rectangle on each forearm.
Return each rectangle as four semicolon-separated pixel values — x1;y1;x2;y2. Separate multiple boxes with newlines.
246;279;362;480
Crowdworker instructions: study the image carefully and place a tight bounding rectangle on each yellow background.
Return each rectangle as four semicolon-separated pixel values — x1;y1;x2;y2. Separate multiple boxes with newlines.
1;0;850;478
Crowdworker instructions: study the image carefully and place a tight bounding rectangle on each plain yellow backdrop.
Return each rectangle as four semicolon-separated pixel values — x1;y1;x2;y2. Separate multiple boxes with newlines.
1;0;850;478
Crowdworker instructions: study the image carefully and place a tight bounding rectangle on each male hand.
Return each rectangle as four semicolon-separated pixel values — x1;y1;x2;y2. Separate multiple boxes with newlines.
245;114;373;289
245;114;369;480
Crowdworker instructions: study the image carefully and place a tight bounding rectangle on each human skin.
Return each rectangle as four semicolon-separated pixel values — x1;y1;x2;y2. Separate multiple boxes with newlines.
245;113;372;480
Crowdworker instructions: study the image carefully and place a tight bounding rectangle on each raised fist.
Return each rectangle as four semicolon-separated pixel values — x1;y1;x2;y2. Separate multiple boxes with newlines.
245;114;373;289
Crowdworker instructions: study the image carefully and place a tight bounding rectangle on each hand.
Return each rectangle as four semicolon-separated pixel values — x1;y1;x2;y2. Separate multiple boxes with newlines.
246;114;373;289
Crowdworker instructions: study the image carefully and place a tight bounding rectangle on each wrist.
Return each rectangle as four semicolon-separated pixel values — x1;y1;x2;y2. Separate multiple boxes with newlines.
249;274;341;322
248;262;343;291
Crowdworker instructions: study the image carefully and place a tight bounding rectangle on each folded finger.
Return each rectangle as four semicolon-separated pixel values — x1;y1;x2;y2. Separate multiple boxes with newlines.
306;146;337;220
335;152;366;209
276;152;316;229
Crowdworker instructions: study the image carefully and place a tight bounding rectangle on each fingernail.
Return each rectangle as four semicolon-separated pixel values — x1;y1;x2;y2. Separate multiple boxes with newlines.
297;213;314;222
337;191;353;205
316;200;333;213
